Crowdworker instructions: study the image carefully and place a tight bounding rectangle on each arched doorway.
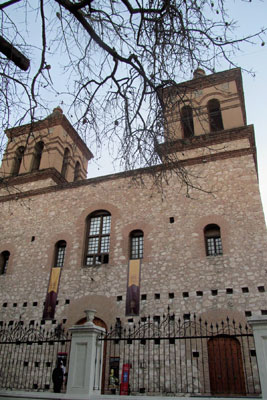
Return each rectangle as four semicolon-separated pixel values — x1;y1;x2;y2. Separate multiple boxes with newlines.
208;335;246;395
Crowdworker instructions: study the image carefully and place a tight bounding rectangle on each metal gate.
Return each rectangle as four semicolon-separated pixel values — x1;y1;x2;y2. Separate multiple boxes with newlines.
0;321;71;391
99;310;261;396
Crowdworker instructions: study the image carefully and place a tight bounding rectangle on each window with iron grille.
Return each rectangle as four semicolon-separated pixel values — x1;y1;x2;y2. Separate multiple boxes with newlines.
86;210;111;266
204;224;223;256
55;241;66;267
130;230;144;259
0;251;10;275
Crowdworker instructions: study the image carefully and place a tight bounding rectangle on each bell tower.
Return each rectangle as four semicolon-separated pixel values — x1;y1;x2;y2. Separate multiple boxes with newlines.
0;107;93;187
157;68;256;170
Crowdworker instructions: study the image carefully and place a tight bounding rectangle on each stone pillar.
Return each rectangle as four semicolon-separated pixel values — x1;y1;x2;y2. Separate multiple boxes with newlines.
67;309;105;397
249;316;267;400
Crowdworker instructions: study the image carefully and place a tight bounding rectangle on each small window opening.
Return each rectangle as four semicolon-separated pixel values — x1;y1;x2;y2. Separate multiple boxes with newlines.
0;251;10;275
55;240;66;267
211;289;218;296
181;106;194;138
12;146;25;176
141;294;147;301
169;293;174;299
169;217;175;223
204;224;223;256
183;292;189;298
61;148;70;179
207;99;224;132
242;287;249;293
31;141;44;172
130;230;144;259
74;161;81;182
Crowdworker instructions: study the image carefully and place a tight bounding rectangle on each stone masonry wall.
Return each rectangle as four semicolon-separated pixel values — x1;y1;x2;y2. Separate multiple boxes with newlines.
0;151;267;330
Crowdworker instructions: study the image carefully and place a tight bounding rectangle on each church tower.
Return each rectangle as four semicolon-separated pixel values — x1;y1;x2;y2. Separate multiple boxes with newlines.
157;68;255;173
0;107;93;187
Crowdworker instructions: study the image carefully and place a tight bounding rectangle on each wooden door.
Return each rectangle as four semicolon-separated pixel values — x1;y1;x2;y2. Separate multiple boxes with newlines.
208;336;246;395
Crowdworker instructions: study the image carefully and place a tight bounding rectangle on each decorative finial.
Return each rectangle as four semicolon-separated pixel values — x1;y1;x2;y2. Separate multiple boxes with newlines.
53;106;63;114
193;68;206;79
84;309;96;326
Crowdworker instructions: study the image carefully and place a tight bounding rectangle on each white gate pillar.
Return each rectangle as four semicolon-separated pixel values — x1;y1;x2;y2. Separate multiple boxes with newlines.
67;309;105;397
249;316;267;400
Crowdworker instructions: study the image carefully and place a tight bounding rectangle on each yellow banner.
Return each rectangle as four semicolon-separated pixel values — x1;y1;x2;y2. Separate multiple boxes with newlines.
48;267;61;293
128;260;140;286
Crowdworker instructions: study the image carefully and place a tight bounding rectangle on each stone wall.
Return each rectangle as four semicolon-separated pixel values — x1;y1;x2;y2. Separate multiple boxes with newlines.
0;147;266;330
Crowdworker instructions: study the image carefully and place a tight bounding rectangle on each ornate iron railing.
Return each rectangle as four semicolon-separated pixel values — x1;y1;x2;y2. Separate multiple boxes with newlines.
100;310;261;396
0;321;71;391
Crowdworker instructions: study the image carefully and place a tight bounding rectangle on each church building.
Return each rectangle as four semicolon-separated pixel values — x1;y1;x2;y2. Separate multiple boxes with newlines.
0;68;266;394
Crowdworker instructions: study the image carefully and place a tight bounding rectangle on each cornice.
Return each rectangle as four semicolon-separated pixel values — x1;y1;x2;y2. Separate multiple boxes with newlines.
0;145;257;203
157;125;255;155
0;168;67;187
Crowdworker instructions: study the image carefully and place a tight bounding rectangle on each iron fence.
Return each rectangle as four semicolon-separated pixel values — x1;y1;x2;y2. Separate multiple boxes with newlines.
0;321;71;391
100;310;261;397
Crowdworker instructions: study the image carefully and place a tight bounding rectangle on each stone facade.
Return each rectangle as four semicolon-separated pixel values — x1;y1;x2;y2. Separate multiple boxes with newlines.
0;68;266;334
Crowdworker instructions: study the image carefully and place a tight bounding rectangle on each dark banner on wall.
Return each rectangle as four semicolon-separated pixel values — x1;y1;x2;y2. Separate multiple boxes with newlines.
43;267;61;320
125;259;141;316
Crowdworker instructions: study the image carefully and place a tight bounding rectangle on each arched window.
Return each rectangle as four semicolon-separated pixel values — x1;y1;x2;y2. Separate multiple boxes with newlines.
31;141;44;171
54;240;66;267
85;210;111;266
0;251;10;275
61;148;70;179
204;224;223;256
207;99;224;132
130;230;144;259
74;161;81;182
12;146;24;176
181;106;194;138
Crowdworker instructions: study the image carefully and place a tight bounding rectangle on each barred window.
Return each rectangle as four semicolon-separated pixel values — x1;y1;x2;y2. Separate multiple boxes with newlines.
181;106;194;138
0;251;10;275
55;241;66;267
85;210;111;266
204;224;223;256
207;99;224;132
130;230;144;259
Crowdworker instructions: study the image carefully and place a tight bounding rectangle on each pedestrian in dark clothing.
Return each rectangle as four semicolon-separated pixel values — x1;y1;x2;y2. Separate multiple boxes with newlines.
52;363;64;393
